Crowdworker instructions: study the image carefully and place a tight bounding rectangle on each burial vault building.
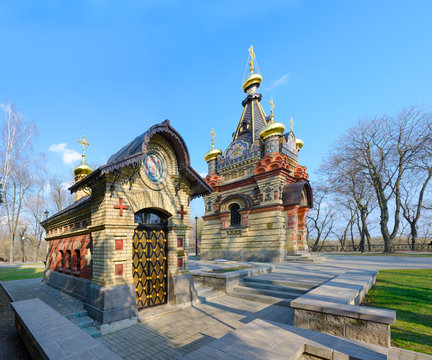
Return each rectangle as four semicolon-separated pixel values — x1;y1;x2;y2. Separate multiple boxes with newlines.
201;46;313;262
41;120;212;325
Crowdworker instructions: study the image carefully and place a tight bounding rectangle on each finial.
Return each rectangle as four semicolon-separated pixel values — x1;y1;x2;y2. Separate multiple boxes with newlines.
290;116;294;132
248;45;255;75
269;98;275;123
210;129;216;149
77;135;90;165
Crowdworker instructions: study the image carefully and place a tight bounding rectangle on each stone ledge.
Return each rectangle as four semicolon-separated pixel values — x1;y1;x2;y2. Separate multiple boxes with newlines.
291;270;396;347
11;298;121;360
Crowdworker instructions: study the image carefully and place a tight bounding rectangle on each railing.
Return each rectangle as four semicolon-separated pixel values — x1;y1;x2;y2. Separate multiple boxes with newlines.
313;243;432;252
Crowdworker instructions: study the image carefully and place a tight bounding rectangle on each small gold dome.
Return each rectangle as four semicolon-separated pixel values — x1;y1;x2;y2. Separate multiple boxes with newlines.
259;121;286;140
242;73;263;92
74;163;92;177
296;138;304;149
204;148;222;162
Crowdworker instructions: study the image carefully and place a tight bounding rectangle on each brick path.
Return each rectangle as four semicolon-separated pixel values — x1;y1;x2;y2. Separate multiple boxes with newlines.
98;296;293;360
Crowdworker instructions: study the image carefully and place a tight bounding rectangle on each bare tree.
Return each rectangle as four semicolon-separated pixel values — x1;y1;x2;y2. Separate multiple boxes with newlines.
306;186;335;251
330;106;432;252
27;173;48;261
401;166;432;250
49;176;73;212
3;169;32;262
0;103;36;203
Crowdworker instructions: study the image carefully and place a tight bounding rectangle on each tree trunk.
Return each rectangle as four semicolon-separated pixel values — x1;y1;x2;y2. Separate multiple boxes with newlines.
9;233;14;263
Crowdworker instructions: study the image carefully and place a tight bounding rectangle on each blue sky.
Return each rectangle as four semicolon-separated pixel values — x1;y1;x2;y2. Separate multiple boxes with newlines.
1;0;432;218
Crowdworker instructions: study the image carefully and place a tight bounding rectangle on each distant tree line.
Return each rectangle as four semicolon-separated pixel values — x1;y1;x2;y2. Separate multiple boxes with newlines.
0;103;74;262
307;106;432;253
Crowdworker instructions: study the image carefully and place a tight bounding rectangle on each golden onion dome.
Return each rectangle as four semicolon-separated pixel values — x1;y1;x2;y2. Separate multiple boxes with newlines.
259;121;286;140
204;147;222;162
296;138;304;149
74;162;92;177
242;73;263;92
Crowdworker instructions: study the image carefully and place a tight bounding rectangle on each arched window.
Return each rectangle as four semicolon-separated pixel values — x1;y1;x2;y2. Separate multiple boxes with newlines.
230;204;241;227
135;209;168;230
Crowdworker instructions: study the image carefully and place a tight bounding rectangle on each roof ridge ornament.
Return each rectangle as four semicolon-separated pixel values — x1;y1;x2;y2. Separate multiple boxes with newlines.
290;116;294;132
242;45;263;93
269;98;275;123
78;135;90;165
248;45;256;75
204;128;222;162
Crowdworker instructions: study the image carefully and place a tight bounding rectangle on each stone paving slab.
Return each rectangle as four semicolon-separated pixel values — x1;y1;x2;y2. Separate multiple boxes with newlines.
11;298;121;360
97;295;294;359
1;278;85;317
183;319;389;360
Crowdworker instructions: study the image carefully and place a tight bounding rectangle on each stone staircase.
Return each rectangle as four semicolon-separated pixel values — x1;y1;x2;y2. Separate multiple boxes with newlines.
194;281;225;303
65;309;101;338
227;274;315;306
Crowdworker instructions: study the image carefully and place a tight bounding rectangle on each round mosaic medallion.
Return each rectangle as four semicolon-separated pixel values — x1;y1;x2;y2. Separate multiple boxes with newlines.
143;152;166;183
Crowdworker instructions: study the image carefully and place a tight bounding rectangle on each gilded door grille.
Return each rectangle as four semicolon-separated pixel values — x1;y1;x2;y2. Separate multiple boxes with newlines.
132;228;167;309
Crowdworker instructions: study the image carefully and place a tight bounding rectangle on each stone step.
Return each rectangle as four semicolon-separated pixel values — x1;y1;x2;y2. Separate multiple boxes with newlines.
233;285;302;300
242;276;316;290
239;280;307;295
68;315;95;329
227;290;292;307
194;282;225;303
82;324;102;338
197;289;226;303
65;310;88;319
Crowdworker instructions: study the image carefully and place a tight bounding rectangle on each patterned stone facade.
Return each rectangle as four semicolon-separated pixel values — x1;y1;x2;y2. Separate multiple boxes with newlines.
202;65;313;262
41;120;211;324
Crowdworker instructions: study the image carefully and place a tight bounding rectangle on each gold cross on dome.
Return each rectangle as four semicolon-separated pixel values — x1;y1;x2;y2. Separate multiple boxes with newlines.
210;128;216;149
78;135;90;155
269;98;275;122
248;45;255;75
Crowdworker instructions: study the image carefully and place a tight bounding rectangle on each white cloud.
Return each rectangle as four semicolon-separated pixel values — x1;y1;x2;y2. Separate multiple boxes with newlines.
49;143;81;165
199;172;207;178
264;73;290;91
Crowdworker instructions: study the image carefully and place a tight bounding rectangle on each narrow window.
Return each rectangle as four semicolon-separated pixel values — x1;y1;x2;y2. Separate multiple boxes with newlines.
75;249;81;273
59;250;64;270
230;204;241;227
66;250;72;271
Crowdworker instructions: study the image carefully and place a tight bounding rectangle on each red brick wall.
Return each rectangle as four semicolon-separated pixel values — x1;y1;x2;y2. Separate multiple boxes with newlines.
48;234;92;280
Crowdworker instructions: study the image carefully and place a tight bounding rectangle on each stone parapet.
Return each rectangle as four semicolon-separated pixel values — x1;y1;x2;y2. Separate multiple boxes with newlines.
291;270;396;347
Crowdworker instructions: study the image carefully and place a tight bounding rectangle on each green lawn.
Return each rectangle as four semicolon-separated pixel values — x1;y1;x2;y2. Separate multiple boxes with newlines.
0;267;45;281
363;269;432;355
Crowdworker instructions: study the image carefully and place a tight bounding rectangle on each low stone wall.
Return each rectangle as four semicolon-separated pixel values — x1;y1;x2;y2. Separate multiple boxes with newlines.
191;264;273;292
291;270;396;347
12;298;122;359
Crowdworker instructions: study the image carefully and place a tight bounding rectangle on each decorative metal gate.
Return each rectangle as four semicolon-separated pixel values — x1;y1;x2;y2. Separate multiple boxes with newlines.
132;226;167;309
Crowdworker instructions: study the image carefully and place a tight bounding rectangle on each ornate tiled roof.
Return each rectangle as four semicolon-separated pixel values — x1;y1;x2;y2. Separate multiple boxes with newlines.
232;93;269;145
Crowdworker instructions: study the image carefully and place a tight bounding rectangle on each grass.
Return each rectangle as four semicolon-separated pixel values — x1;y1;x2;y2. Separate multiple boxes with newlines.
0;267;45;281
322;252;432;257
363;269;432;355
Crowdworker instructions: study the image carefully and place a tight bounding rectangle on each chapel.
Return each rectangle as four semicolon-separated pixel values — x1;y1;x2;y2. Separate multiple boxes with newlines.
201;46;313;262
41;120;212;325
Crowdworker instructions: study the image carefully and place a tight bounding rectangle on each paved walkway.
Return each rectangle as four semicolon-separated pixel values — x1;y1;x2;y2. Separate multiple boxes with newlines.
1;278;85;317
2;255;432;359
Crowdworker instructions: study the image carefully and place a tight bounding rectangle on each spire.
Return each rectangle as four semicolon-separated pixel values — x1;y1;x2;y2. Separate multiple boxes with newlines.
290;116;294;132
